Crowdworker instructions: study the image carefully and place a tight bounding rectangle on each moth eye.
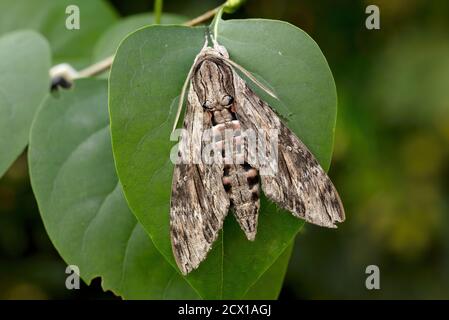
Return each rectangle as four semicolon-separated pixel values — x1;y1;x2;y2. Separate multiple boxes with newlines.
221;95;234;106
202;100;213;109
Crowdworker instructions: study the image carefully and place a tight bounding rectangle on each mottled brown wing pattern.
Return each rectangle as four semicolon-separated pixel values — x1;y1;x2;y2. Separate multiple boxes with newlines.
232;72;345;228
170;45;344;275
170;82;230;275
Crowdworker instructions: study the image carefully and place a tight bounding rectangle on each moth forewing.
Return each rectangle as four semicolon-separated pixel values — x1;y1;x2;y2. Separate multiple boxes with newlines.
170;69;230;275
231;69;345;227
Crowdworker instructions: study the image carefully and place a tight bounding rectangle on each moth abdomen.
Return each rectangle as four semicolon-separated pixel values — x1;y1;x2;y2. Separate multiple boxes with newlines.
210;105;262;241
222;162;260;240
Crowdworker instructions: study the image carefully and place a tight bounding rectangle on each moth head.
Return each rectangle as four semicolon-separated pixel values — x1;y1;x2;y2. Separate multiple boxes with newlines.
214;43;229;58
200;45;229;59
193;59;235;111
202;95;233;111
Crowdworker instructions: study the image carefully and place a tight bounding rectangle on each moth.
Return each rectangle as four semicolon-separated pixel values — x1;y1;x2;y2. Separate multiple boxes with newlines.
170;36;345;275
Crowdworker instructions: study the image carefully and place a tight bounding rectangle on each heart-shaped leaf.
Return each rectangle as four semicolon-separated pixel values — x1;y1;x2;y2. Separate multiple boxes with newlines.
109;19;337;299
0;30;51;178
28;79;199;299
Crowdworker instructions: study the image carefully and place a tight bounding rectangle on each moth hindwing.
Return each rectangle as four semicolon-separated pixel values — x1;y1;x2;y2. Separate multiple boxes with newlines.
169;43;345;275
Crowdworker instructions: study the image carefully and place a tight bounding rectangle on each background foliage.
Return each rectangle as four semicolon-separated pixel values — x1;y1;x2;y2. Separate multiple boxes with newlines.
1;0;449;299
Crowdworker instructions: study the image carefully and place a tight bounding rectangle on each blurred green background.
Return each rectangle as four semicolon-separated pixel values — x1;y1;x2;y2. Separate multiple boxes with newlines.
1;0;449;299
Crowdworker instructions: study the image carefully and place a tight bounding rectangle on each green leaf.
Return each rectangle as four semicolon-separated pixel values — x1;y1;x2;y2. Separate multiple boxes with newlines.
0;0;117;67
93;13;188;61
243;242;294;299
0;30;51;178
28;79;199;299
109;20;337;299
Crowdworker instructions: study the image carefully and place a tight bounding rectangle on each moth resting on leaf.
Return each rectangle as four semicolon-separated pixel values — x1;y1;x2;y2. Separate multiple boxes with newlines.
170;37;345;275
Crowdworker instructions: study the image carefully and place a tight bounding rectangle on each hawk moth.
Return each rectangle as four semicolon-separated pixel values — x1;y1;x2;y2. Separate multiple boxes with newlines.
170;37;345;275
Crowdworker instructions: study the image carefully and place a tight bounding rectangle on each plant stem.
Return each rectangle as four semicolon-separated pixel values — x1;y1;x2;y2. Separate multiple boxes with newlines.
77;55;114;78
184;5;221;27
212;6;224;41
154;0;163;24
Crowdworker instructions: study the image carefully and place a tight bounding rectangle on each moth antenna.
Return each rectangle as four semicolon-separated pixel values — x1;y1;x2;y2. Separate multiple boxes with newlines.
172;65;193;133
172;37;209;133
210;36;229;58
223;57;279;100
203;29;212;48
210;28;220;48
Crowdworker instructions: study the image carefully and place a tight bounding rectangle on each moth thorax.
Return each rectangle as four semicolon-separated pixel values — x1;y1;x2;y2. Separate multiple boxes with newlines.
212;109;233;125
211;118;242;162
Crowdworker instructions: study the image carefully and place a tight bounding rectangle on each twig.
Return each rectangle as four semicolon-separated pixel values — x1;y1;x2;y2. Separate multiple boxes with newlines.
50;5;222;83
184;5;221;27
77;55;114;78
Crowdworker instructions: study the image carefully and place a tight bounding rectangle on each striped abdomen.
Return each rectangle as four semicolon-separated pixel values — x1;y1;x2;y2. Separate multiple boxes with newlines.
211;109;260;240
